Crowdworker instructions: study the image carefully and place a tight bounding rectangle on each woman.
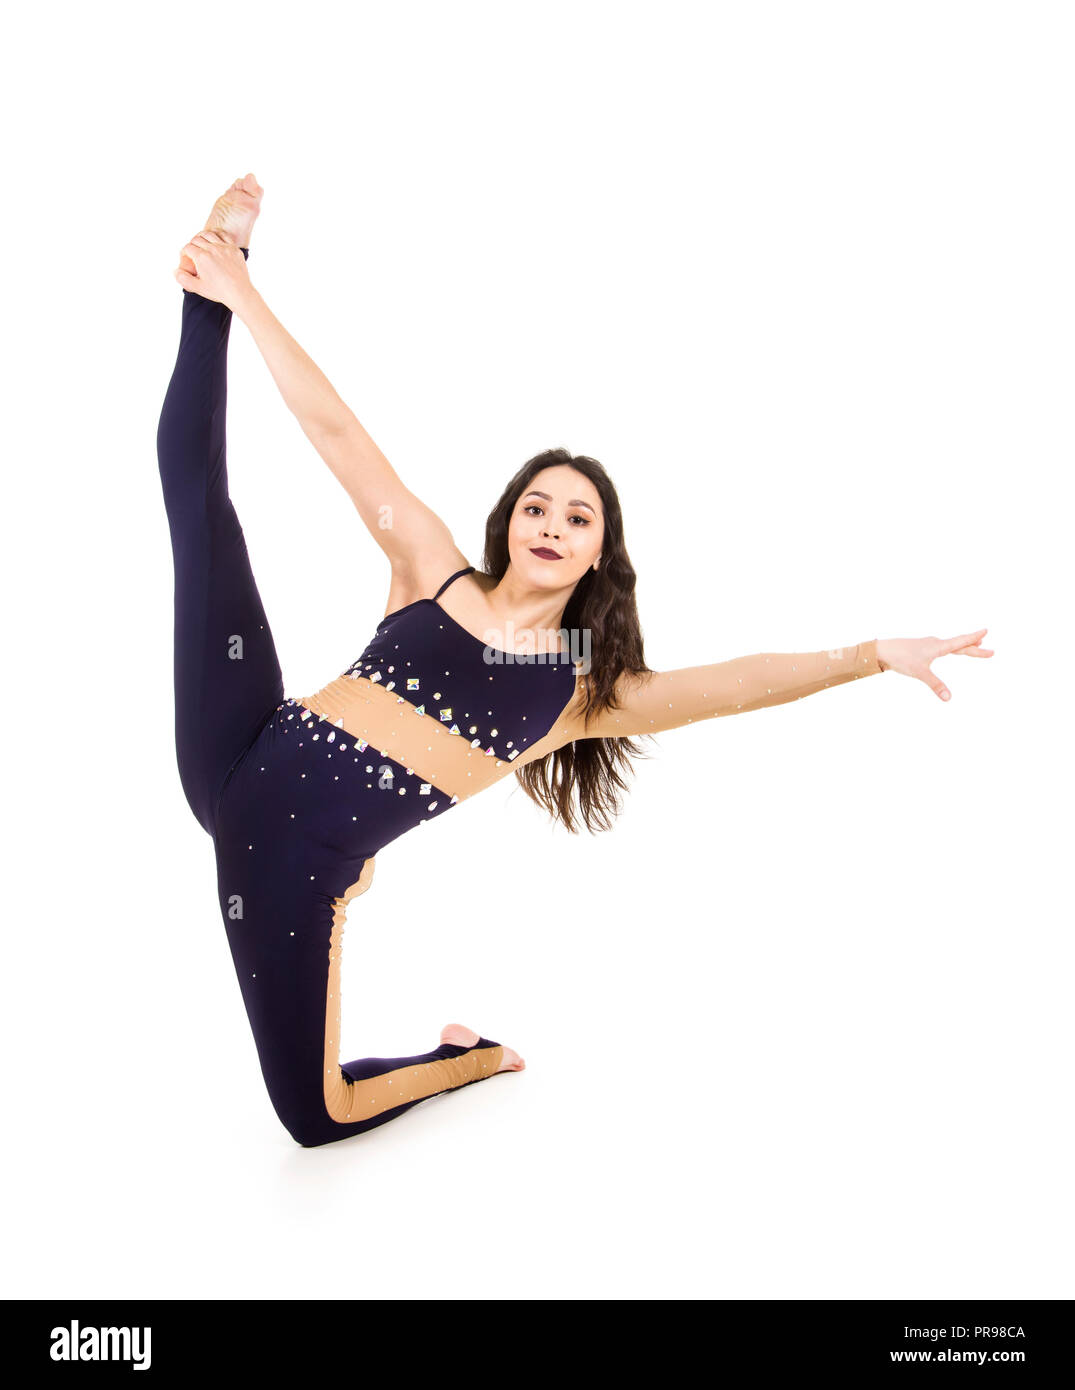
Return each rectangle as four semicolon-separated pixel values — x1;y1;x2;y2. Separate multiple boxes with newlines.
158;173;992;1148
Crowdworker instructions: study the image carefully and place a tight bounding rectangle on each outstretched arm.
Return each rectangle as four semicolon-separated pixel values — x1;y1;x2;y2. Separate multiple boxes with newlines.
569;628;993;741
574;641;885;740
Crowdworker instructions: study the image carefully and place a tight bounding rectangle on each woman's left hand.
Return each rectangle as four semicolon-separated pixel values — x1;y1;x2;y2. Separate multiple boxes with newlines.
174;231;252;309
876;629;993;701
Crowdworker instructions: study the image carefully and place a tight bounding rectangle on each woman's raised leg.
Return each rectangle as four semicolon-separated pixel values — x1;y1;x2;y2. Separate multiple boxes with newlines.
156;246;284;834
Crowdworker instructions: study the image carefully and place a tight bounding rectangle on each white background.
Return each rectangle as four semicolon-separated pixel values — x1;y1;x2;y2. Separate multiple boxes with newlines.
3;0;1071;1300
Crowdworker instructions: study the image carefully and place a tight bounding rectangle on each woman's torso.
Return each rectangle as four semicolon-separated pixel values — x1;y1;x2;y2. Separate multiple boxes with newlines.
214;569;586;860
295;568;582;807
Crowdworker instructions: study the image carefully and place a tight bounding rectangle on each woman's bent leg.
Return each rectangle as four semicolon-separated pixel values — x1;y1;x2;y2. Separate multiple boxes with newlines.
214;822;506;1148
156;247;284;834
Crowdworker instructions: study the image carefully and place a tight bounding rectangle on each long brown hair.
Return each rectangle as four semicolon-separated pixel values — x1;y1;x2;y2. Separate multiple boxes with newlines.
480;448;655;833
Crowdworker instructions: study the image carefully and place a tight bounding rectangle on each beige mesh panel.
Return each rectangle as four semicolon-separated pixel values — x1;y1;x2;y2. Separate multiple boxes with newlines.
569;639;885;740
321;858;505;1126
297;670;587;803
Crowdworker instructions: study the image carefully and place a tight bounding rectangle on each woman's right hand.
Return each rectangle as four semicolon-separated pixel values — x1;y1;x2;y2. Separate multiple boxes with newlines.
174;231;252;310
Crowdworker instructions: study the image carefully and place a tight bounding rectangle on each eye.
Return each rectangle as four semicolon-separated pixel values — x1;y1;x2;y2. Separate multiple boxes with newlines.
569;515;590;526
523;504;544;517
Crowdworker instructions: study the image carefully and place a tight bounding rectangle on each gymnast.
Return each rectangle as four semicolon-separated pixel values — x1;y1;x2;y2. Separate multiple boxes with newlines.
157;172;993;1147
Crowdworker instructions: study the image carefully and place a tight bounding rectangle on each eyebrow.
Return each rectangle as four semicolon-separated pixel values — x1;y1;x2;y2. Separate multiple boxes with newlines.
523;490;597;515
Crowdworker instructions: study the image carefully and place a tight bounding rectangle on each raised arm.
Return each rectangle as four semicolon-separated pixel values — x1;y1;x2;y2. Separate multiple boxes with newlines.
572;640;885;740
232;282;466;592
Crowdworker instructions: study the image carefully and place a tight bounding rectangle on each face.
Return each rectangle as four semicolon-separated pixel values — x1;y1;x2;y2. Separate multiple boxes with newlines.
508;465;605;590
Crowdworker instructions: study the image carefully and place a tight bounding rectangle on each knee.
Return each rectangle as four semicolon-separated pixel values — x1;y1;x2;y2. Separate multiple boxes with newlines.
290;1122;336;1149
275;1098;340;1149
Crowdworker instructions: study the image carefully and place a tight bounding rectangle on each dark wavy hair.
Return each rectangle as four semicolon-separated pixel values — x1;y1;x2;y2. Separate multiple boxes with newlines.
480;447;655;833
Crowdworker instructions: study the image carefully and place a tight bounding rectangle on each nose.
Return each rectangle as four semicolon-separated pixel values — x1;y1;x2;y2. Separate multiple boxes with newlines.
542;526;560;541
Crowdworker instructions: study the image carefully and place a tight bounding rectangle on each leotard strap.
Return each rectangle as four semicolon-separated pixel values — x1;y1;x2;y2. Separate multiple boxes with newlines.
433;567;476;601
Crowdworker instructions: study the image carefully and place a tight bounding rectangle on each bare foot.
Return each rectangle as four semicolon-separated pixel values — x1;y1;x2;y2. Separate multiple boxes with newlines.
204;171;263;246
440;1022;525;1073
495;1046;526;1073
180;173;263;274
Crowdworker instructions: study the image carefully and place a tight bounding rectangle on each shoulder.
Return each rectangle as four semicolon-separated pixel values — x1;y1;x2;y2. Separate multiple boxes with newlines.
554;666;663;743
